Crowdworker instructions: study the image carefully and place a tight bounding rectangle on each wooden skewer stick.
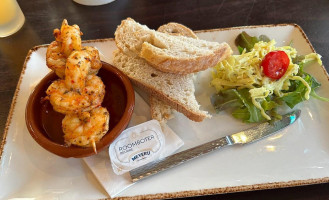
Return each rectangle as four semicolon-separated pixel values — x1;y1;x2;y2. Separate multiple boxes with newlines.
92;139;97;154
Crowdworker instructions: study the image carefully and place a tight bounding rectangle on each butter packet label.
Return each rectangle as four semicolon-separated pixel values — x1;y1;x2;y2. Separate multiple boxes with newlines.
109;120;165;175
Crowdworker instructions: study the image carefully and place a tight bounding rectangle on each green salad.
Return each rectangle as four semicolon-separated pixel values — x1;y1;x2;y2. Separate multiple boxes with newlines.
210;32;329;123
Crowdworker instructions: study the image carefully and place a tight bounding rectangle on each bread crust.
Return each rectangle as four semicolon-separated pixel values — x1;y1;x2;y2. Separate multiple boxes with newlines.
157;22;198;39
140;42;232;74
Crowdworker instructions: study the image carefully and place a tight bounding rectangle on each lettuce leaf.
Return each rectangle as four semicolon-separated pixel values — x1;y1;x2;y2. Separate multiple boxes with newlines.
235;32;259;52
235;32;271;53
210;89;241;112
232;89;266;123
281;60;329;108
211;89;271;123
237;46;244;55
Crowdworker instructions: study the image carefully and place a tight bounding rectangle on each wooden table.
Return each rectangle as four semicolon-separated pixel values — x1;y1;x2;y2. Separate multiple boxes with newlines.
1;0;329;199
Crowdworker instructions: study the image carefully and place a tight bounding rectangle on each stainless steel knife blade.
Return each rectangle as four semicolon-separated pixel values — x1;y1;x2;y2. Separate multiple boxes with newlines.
129;109;301;182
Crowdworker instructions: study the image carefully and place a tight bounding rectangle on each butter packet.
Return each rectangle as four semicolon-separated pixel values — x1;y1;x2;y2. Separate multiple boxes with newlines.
109;120;165;175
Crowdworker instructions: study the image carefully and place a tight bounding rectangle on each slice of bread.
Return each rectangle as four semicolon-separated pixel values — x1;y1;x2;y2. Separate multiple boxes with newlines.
112;49;211;122
115;18;232;74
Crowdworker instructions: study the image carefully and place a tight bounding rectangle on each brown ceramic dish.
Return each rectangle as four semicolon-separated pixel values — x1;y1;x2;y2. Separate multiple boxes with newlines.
25;62;135;158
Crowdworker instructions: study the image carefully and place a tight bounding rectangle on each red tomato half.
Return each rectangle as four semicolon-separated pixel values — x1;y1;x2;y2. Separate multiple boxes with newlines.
261;51;290;80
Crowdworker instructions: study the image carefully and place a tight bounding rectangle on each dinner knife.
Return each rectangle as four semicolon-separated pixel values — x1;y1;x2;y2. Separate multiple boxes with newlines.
130;109;301;182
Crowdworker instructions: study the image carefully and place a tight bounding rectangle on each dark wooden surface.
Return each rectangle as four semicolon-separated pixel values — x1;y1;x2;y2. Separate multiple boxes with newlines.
1;0;329;199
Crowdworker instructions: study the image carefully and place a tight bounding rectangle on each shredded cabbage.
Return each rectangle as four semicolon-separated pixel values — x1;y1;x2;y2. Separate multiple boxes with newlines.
211;40;322;120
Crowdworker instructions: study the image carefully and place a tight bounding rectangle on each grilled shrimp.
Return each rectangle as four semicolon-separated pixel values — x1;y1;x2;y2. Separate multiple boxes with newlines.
53;19;82;57
46;45;102;80
62;107;110;149
46;20;102;80
65;50;92;91
46;41;66;78
82;46;102;74
46;75;105;115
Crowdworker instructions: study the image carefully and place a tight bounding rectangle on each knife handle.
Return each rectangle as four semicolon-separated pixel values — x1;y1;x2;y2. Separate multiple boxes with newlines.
130;136;231;182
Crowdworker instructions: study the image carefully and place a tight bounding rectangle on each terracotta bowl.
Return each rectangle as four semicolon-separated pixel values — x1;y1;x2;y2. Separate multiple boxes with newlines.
25;62;135;158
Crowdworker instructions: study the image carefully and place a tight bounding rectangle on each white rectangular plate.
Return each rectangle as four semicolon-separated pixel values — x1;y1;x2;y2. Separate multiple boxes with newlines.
1;24;329;200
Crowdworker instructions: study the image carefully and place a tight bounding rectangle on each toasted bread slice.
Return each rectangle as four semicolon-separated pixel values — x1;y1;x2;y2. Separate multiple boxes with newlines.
113;49;211;122
114;18;232;74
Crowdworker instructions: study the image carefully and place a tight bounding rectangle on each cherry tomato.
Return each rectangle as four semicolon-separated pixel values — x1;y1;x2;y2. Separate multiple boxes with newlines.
261;51;289;80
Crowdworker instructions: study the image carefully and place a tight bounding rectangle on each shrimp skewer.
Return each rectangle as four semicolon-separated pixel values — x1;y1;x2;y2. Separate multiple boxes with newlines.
62;107;110;149
45;19;110;152
46;75;105;115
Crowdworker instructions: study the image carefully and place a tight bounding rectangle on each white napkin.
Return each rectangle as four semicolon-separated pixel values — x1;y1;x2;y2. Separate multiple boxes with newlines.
83;92;184;198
